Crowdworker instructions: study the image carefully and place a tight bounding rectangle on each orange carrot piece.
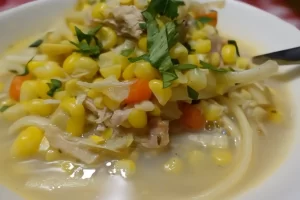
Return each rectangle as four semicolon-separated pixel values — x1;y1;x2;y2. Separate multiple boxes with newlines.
125;79;152;104
196;10;218;27
179;102;206;130
9;75;31;101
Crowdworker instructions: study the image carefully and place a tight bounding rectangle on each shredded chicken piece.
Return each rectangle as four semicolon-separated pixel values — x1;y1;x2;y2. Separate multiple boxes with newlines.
83;98;112;124
142;118;170;149
102;6;144;39
110;109;132;127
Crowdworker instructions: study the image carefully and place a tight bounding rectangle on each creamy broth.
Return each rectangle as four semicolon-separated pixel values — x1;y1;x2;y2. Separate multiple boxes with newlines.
0;1;294;200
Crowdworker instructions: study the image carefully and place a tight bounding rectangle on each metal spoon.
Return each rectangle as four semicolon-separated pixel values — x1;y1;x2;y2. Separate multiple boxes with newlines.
252;46;300;65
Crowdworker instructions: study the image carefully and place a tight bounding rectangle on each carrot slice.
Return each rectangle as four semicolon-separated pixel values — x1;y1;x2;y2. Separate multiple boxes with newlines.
196;10;218;27
9;75;31;101
125;79;152;104
179;102;206;130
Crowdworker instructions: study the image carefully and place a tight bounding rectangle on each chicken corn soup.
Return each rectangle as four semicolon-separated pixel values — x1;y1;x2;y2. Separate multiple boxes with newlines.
0;0;292;199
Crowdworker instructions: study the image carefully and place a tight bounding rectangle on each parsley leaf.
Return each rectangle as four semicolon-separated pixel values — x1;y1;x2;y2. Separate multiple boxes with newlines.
142;11;159;49
128;54;150;63
187;86;199;100
197;17;213;24
165;22;179;48
29;39;43;48
174;64;198;70
47;79;62;97
228;40;240;57
139;22;147;30
0;105;12;112
146;0;185;19
200;60;231;73
121;48;135;57
20;57;34;76
71;25;103;58
162;71;178;88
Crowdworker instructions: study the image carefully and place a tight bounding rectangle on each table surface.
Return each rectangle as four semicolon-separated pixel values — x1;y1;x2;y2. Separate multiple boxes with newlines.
0;0;300;28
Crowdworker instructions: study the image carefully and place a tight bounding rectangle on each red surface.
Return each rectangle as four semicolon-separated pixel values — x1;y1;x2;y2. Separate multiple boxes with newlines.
0;0;300;28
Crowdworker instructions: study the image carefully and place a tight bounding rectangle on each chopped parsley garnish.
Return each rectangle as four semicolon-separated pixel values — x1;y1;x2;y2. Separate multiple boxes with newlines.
197;16;213;24
146;0;185;19
187;86;199;100
20;57;34;76
162;71;178;88
128;54;150;63
0;105;12;112
139;22;147;30
174;64;198;70
70;25;103;58
121;48;135;57
200;60;232;73
29;39;43;48
183;42;195;53
228;40;240;57
47;79;62;97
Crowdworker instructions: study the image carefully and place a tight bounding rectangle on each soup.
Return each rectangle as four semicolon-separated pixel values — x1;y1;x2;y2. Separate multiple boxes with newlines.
0;0;293;200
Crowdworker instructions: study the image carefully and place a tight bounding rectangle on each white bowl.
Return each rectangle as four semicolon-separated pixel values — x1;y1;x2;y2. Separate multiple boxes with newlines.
0;0;300;199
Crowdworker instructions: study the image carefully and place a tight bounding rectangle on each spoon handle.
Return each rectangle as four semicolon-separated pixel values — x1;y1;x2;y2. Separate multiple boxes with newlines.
252;46;300;65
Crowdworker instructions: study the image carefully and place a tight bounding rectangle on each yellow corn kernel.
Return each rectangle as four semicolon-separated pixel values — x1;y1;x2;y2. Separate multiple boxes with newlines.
37;80;51;99
117;37;126;45
66;118;85;137
24;99;55;117
89;135;105;144
211;149;233;167
221;44;237;64
192;39;212;54
164;157;183;174
122;63;136;80
120;0;133;5
114;159;136;178
134;61;157;80
190;30;207;40
40;43;74;56
149;80;172;106
19;80;39;102
200;101;223;121
91;3;108;20
27;61;45;74
100;64;122;79
179;54;200;66
54;91;69;101
87;89;100;99
128;109;147;128
2;104;27;121
94;97;104;109
134;0;148;9
33;61;65;79
63;53;99;79
236;57;249;70
101;128;113;139
97;27;117;50
138;36;148;52
267;107;282;123
149;104;161;116
209;52;221;67
65;79;84;97
60;97;85;118
45;149;61;162
103;95;120;111
170;43;188;59
188;150;205;167
11;126;44;159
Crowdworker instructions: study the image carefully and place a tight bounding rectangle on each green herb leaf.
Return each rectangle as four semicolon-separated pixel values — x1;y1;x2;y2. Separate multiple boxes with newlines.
88;25;103;36
142;11;159;49
0;105;12;112
174;64;198;70
121;48;135;57
162;71;178;88
200;60;231;73
183;42;195;53
187;86;199;100
146;0;185;19
197;17;213;24
228;40;240;57
47;79;62;97
29;39;43;48
20;57;34;76
128;54;150;63
139;22;147;30
70;41;101;58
